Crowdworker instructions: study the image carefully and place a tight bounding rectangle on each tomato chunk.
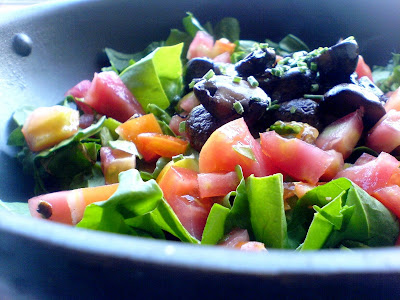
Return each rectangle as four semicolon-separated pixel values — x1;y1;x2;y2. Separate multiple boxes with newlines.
198;171;240;198
100;147;136;184
260;131;336;184
116;113;163;144
199;118;279;178
334;152;400;194
22;105;79;152
355;55;373;81
136;133;189;162
372;185;400;219
84;71;145;122
158;166;213;240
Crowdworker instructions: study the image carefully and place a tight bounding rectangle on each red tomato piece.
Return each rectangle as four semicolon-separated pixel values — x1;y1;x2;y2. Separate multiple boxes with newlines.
158;166;213;240
198;171;240;198
136;133;189;162
366;109;400;153
84;71;145;122
334;152;400;194
169;114;188;138
385;87;400;112
100;147;136;184
260;131;335;184
372;185;400;219
355;55;373;81
187;31;214;60
65;79;92;99
315;110;363;159
199;118;279;178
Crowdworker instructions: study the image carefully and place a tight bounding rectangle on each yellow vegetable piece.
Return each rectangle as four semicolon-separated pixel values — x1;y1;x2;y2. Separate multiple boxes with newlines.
22;105;80;152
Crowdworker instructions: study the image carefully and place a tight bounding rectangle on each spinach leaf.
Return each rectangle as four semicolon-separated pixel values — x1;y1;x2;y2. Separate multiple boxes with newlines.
182;12;207;37
265;34;309;56
77;169;163;233
214;17;240;42
373;53;400;93
246;173;287;248
201;204;230;245
120;44;184;111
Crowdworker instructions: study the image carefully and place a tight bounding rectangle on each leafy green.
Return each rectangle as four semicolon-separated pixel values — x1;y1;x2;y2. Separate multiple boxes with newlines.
120;43;184;111
373;53;400;92
265;34;309;56
246;174;287;248
18;117;107;194
77;169;163;233
214;17;240;42
182;12;208;37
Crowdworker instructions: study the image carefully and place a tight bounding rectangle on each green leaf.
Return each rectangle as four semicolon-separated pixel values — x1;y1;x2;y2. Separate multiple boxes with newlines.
104;48;137;73
201;204;231;245
246;174;287;248
373;53;400;93
7;126;25;147
120;44;184;111
108;140;141;157
12;106;34;126
214;17;240;42
151;199;199;244
182;12;207;37
0;200;30;216
77;169;163;232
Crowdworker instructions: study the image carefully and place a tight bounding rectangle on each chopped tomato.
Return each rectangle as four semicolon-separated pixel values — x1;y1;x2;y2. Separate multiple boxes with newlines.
187;31;214;60
169;114;188;137
22;105;80;152
116;113;163;144
366;109;400;153
199;118;279;178
28;184;118;225
198;171;240;198
100;147;136;184
372;185;400;219
218;228;267;251
334;152;400;194
158;166;213;240
384;87;400;112
136;133;189;162
65;79;92;99
260;131;336;184
320;150;344;181
355;55;373;81
84;71;145;122
315;110;363;159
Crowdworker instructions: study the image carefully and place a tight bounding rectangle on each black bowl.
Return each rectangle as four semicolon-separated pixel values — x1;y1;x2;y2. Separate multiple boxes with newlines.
1;0;400;298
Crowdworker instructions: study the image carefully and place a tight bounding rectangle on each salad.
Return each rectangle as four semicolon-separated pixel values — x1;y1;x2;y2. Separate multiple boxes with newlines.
5;13;400;251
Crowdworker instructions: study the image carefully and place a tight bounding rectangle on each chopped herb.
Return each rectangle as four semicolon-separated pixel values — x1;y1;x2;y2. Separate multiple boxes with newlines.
310;62;318;71
203;69;215;80
271;68;284;77
304;94;324;101
189;79;197;89
289;106;297;114
233;76;242;83
233;101;244;114
179;120;187;133
247;76;259;87
172;154;184;162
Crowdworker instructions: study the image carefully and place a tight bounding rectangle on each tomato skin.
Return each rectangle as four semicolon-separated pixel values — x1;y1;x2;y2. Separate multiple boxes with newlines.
372;185;400;219
384;87;400;112
84;71;145;122
260;131;335;184
65;79;92;99
22;105;80;152
136;133;189;162
315;110;363;159
100;147;136;184
199;118;278;178
198;171;240;198
334;152;400;194
158;166;213;240
355;55;373;81
366;109;400;153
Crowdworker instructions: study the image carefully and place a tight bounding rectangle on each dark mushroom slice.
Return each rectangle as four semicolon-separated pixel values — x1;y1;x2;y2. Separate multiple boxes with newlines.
235;47;276;77
183;57;220;93
358;76;388;104
185;105;230;152
272;98;322;131
320;83;386;129
311;38;359;91
258;67;315;102
193;75;270;120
